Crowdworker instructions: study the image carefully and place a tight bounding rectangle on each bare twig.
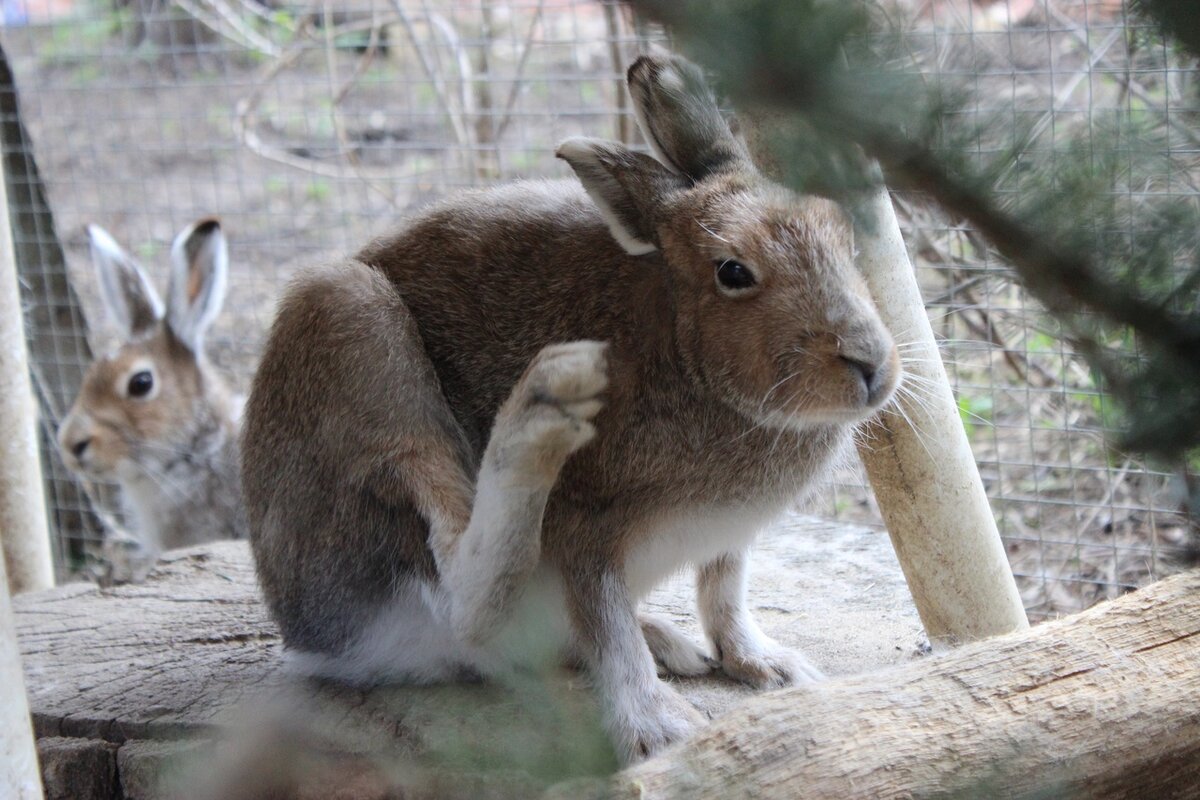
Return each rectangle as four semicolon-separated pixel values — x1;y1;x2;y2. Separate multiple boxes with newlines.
233;14;421;184
604;0;632;143
388;0;472;148
493;1;547;144
172;0;283;57
1047;1;1200;150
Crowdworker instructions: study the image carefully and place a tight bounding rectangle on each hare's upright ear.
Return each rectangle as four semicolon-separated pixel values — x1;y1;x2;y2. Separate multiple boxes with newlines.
627;53;751;181
87;224;163;342
166;218;227;353
557;137;688;255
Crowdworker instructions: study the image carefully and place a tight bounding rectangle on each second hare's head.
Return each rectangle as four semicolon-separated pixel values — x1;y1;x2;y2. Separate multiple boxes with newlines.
58;219;230;482
557;54;898;429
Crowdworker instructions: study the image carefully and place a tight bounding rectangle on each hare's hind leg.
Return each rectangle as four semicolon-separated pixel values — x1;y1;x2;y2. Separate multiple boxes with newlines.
427;341;608;647
246;261;603;678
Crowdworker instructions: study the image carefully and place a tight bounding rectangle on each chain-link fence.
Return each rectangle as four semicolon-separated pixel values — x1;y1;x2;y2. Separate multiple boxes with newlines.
2;0;1194;618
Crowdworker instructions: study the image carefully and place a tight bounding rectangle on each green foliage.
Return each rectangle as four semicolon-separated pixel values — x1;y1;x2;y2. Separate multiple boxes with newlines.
134;240;160;260
305;180;332;203
957;394;994;440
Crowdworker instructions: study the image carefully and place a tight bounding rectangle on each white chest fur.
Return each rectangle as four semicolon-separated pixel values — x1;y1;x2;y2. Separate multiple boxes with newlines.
623;505;783;599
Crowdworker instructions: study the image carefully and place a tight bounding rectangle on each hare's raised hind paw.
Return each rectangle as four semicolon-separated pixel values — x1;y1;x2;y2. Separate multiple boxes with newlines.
493;340;608;483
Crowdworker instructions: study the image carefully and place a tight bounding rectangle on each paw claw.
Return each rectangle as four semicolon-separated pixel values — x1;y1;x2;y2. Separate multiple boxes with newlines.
610;684;704;765
719;640;823;689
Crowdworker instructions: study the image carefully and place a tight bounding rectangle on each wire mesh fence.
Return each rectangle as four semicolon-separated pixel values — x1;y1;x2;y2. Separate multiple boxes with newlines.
2;0;1194;618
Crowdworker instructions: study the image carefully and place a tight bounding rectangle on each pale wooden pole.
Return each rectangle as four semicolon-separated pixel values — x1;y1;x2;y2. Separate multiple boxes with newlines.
0;127;54;596
854;185;1028;645
0;551;44;800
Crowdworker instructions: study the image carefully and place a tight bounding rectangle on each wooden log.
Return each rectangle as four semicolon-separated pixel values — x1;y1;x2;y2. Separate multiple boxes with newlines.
14;520;923;799
603;570;1200;800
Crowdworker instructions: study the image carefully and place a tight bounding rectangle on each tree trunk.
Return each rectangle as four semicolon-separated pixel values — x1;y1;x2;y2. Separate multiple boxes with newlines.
601;570;1200;800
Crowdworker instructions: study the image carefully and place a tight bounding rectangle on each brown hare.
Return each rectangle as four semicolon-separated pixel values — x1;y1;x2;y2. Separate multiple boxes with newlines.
243;53;899;763
59;220;245;582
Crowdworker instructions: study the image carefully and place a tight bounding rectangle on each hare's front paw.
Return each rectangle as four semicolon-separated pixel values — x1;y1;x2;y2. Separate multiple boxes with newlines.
609;681;705;764
718;636;824;689
495;340;608;483
98;536;157;585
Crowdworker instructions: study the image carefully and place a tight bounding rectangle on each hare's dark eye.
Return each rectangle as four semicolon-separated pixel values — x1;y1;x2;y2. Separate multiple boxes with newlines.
715;259;756;291
127;371;154;398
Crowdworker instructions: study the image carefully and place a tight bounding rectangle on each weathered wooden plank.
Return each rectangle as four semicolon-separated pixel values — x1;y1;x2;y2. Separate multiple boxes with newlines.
14;515;922;798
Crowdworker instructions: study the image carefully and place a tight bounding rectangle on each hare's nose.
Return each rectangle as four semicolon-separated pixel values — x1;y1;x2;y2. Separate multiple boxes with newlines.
840;356;879;395
69;437;92;459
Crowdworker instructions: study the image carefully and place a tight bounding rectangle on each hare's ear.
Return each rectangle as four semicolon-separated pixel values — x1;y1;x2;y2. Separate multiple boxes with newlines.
87;224;163;341
166;218;227;353
557;137;688;255
627;53;750;181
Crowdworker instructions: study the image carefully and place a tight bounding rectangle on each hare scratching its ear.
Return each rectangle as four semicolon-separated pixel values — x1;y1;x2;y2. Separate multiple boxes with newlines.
244;52;899;765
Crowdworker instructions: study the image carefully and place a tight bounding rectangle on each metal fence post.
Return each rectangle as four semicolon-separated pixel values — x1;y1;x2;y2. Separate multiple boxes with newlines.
855;185;1029;646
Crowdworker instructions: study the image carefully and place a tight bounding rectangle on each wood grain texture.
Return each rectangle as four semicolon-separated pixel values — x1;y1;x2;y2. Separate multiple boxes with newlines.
607;569;1200;800
15;516;922;798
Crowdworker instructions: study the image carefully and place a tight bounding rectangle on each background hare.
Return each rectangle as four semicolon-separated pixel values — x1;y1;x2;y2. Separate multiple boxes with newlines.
58;219;245;581
244;53;898;763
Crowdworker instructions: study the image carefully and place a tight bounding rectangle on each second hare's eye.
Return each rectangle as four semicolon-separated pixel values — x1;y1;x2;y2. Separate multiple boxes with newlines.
127;370;154;398
715;259;756;292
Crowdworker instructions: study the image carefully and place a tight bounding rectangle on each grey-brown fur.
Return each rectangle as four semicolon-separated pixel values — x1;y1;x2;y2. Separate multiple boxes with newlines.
243;53;899;762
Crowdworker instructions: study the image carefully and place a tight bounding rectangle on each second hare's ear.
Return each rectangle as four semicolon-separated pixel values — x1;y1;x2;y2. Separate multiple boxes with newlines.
87;224;163;342
166;218;228;353
627;53;750;181
557;138;688;255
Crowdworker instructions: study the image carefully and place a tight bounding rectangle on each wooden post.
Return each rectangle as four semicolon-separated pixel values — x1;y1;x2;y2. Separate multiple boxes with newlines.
0;551;44;800
0;123;54;596
854;185;1028;646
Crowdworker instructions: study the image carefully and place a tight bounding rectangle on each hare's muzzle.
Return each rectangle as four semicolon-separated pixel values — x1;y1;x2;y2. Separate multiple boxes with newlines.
58;412;94;473
841;346;899;410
